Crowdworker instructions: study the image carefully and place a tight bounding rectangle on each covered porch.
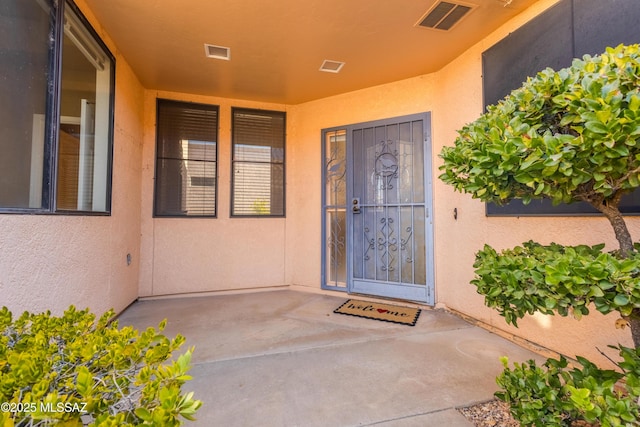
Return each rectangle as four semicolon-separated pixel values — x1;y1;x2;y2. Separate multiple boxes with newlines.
117;290;544;426
2;0;637;379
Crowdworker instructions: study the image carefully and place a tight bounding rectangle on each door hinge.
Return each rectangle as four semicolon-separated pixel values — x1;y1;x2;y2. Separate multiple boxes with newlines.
425;208;429;218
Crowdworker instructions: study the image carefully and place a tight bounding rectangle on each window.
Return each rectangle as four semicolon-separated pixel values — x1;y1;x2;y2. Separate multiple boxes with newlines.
0;0;115;213
155;99;219;217
231;108;285;217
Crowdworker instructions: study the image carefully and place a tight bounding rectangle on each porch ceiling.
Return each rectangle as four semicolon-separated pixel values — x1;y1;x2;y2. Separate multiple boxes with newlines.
83;0;540;105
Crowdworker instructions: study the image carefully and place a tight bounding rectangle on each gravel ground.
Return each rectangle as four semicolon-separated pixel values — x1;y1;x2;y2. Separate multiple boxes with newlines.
458;399;519;427
458;400;600;427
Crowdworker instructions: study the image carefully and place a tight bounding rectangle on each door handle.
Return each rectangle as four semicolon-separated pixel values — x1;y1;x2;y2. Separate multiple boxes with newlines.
352;198;361;214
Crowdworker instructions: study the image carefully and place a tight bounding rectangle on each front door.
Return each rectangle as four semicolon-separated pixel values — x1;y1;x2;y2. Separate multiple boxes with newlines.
322;113;434;304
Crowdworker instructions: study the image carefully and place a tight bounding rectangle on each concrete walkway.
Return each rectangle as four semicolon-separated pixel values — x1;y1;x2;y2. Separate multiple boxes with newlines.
117;290;543;426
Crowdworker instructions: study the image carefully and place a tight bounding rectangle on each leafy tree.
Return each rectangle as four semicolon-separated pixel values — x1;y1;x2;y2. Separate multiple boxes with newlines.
440;44;640;424
440;44;640;346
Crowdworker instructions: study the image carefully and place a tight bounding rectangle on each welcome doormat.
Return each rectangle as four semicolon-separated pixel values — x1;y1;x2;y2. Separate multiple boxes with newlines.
333;299;421;326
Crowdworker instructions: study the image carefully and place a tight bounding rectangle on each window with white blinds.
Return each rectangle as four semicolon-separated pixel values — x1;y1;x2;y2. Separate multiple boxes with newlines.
231;108;285;216
154;99;218;217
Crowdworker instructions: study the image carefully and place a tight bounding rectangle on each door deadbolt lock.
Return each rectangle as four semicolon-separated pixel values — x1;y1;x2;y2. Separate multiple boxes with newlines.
352;198;361;214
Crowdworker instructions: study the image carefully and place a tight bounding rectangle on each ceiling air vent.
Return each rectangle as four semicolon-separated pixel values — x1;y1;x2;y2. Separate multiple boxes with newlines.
204;44;231;60
417;1;474;31
319;60;345;73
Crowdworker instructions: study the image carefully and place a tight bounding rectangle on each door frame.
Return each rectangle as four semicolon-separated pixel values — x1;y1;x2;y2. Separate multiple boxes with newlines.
321;112;435;305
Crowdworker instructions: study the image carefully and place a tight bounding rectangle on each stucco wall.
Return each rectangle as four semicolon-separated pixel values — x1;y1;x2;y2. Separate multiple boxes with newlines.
0;0;144;316
137;93;290;297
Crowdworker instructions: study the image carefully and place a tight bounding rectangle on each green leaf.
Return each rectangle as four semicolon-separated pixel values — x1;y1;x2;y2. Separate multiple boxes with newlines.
588;286;604;298
585;120;608;135
596;109;611;124
76;366;92;397
135;407;152;421
158;319;167;330
614;294;630;307
629;94;640;112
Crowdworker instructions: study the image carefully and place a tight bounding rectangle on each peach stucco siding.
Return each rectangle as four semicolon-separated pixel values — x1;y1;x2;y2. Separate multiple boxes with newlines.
1;0;637;365
0;0;144;316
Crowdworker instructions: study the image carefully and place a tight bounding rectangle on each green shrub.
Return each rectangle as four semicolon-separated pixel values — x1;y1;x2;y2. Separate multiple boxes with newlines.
477;242;640;425
0;306;201;426
498;346;640;426
473;241;640;326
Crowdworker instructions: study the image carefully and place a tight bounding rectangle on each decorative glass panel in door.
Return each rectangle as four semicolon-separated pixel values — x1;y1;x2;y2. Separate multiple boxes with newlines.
350;115;432;303
323;130;347;289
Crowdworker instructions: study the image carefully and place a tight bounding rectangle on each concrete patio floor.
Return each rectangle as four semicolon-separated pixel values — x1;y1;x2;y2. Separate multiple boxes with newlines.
116;290;544;426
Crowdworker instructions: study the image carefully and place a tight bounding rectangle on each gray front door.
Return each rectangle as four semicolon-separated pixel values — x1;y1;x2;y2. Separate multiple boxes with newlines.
322;113;434;304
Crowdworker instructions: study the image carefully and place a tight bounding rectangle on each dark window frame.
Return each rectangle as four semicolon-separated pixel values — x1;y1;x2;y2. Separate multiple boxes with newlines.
230;107;286;218
154;99;219;218
0;0;116;215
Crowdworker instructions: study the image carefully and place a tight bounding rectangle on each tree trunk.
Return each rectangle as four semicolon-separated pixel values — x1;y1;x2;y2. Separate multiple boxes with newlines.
629;311;640;349
592;202;634;257
589;199;640;347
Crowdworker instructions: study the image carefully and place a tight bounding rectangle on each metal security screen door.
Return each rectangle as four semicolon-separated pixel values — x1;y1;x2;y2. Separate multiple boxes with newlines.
322;113;434;304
